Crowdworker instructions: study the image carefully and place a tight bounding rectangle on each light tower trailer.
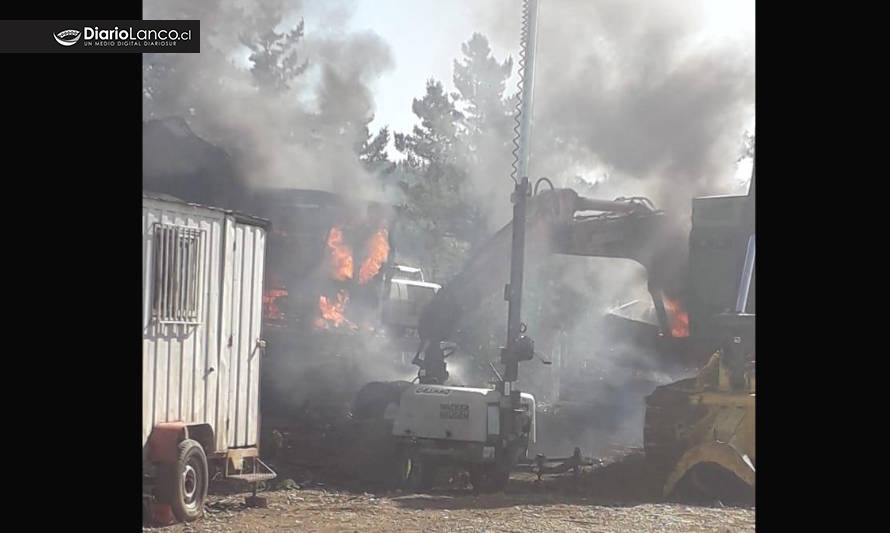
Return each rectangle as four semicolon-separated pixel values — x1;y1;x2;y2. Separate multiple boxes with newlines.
142;193;276;523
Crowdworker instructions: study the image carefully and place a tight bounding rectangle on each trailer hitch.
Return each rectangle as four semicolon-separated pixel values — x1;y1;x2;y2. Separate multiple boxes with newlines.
515;447;601;480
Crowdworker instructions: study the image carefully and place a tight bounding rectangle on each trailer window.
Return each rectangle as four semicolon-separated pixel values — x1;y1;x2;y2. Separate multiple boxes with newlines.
152;223;205;324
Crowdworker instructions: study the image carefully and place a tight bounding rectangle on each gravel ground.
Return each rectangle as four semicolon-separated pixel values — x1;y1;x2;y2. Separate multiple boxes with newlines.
144;469;754;532
144;418;754;532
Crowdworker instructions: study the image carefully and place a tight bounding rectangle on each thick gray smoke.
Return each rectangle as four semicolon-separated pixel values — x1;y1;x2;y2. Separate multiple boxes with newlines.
454;0;754;334
143;0;408;432
141;0;753;461
472;0;754;220
143;0;395;201
452;0;754;457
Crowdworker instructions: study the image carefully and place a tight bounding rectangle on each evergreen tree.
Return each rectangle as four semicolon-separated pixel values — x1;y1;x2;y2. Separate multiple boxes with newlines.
453;33;514;141
452;34;515;231
360;125;391;165
394;80;473;279
359;120;397;188
239;8;309;93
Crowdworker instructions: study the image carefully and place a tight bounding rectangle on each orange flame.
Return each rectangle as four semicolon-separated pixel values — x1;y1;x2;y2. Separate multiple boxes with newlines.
314;290;355;329
663;296;690;338
327;227;353;281
358;228;390;284
263;288;289;320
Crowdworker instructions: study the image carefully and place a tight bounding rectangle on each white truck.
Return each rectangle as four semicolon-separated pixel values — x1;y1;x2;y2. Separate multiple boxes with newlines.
381;266;442;337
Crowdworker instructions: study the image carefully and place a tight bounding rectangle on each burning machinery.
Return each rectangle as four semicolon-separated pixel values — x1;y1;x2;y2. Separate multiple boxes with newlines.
350;0;755;490
350;0;701;492
254;189;396;333
643;174;755;502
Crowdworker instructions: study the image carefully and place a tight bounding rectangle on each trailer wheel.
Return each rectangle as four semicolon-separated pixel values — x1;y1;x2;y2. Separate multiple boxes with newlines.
158;439;208;522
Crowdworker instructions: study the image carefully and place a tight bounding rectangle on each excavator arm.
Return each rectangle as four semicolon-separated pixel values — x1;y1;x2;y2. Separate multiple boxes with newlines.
413;187;683;384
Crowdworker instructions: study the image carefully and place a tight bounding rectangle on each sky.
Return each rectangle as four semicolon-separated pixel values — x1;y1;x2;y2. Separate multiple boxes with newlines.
343;1;504;135
340;0;755;139
225;0;754;185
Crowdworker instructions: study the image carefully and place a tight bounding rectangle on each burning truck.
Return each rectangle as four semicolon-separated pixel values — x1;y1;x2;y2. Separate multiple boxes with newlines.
255;188;394;332
247;189;422;423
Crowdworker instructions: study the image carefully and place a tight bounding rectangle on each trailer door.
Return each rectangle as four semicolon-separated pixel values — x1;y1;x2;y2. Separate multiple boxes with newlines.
220;216;267;449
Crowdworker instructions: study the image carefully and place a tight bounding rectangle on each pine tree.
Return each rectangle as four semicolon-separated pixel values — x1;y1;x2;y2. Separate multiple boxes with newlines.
394;80;474;280
239;9;309;93
453;33;514;141
452;34;515;232
359;120;397;188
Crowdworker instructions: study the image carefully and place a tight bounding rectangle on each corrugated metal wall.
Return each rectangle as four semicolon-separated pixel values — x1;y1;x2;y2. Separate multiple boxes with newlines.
222;221;266;448
143;198;266;454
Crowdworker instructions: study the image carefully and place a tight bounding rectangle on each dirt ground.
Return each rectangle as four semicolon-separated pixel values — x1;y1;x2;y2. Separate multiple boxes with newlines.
143;456;754;533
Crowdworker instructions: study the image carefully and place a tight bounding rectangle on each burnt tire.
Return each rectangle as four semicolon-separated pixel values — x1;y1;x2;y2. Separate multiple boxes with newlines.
351;422;399;489
158;439;208;522
353;381;412;420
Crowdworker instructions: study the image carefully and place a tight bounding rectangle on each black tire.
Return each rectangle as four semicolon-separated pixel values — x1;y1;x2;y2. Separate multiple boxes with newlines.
395;449;428;493
671;462;755;506
353;381;412;420
421;462;438;490
469;464;510;493
158;439;208;522
352;422;398;489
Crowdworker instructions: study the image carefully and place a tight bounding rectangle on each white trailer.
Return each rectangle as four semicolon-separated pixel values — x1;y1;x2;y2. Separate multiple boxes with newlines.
142;193;275;523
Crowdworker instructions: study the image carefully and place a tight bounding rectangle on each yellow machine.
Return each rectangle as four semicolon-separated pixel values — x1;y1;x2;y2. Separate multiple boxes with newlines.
644;175;755;502
645;328;755;500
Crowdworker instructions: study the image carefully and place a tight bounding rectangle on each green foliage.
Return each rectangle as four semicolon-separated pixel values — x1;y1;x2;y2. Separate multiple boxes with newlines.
239;13;309;92
452;33;515;233
453;33;514;142
360;125;391;165
359;120;397;190
394;80;473;280
394;35;515;282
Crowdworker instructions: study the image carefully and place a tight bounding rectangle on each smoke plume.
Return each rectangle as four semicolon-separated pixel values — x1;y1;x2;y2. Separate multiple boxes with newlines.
453;0;754;337
142;0;754;460
452;0;754;456
143;0;395;201
472;0;754;220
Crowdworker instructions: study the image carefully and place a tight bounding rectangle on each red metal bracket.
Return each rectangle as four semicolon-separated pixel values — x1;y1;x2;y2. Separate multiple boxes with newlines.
147;422;187;464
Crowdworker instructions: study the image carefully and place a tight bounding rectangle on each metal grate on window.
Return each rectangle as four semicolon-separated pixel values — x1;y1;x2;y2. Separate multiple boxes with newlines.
152;223;205;324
